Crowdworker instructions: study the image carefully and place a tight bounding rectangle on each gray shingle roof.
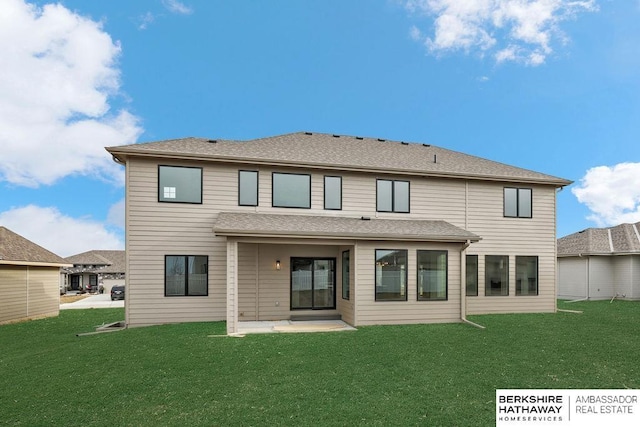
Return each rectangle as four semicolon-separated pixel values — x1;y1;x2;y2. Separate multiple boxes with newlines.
213;212;480;242
107;132;571;186
64;250;125;274
0;227;70;266
558;222;640;256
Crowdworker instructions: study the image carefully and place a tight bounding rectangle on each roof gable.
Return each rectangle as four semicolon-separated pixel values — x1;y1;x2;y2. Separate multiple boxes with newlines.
0;227;69;266
107;132;571;186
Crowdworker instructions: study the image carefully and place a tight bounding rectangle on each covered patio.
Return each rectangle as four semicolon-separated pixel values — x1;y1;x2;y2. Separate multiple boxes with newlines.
213;212;480;334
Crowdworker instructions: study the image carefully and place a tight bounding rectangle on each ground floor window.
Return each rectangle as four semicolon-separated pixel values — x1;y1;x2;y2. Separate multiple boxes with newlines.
417;250;448;301
342;251;350;300
466;255;478;296
485;255;509;296
375;249;407;301
516;256;538;295
165;255;208;296
291;258;336;309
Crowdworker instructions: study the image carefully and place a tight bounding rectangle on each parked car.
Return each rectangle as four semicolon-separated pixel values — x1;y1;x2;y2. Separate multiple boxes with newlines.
110;285;125;301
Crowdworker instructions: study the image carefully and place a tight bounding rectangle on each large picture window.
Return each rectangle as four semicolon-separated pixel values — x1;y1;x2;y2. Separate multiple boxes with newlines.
375;249;407;301
165;255;208;296
159;165;202;204
238;170;258;206
272;173;311;208
485;255;509;296
504;188;532;218
342;250;350;300
324;176;342;210
376;179;409;213
516;256;538;296
466;255;478;296
417;250;448;301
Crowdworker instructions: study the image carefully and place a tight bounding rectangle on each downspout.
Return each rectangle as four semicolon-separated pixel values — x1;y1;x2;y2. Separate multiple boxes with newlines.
460;239;485;329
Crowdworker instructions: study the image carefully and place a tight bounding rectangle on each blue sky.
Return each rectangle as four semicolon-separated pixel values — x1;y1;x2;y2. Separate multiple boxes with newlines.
1;0;639;256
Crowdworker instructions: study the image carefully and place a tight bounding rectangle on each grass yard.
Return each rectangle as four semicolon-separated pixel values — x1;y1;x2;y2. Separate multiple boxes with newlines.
0;300;638;426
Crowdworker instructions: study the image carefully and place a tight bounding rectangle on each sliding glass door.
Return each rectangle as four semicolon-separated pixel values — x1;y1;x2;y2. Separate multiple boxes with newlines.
291;258;336;309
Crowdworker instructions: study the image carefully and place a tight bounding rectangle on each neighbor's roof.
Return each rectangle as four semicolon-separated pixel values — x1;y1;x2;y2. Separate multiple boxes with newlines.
107;132;571;186
213;212;481;243
0;226;71;267
558;222;640;256
64;250;125;274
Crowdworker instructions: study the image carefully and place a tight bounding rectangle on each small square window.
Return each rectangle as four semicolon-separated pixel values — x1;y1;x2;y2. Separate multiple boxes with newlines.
163;187;176;199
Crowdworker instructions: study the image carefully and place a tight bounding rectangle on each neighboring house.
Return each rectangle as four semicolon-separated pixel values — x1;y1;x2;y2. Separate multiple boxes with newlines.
557;223;640;300
106;132;571;333
0;226;71;324
63;250;125;294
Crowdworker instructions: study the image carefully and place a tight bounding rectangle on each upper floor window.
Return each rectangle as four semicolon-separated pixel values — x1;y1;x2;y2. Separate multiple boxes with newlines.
324;176;342;210
504;188;532;218
272;172;311;209
417;250;448;301
158;165;202;204
238;170;258;206
377;179;409;213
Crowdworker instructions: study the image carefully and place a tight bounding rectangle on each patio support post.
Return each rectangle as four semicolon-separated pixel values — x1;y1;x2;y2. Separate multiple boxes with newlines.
226;240;238;334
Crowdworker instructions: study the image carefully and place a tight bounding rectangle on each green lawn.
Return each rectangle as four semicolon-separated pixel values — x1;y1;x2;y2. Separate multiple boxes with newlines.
1;300;638;426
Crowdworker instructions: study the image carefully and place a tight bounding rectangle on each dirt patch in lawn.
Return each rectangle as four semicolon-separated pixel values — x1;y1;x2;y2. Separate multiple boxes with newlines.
60;294;90;304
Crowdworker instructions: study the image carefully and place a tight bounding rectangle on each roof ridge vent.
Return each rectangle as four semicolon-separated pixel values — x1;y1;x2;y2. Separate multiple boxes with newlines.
422;143;430;147
400;141;409;145
377;138;386;142
208;139;217;143
304;132;313;135
355;136;364;140
332;134;340;138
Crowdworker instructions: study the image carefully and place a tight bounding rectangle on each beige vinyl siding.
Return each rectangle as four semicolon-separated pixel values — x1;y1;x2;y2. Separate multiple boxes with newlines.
126;156;562;326
558;257;588;300
127;158;229;326
354;241;462;326
238;243;258;321
465;182;557;314
0;265;60;324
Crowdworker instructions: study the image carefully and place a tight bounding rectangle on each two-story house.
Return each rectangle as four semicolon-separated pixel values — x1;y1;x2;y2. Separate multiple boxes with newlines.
106;132;571;334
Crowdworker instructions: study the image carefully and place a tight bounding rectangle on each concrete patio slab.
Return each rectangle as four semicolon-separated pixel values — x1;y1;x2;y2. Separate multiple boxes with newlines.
234;320;356;335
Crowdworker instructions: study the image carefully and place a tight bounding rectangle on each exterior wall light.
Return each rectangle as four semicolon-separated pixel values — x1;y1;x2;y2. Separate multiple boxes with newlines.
276;260;281;270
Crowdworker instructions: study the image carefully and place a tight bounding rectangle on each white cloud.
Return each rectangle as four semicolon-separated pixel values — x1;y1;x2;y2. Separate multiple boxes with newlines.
0;205;124;257
405;0;598;65
107;199;125;229
0;0;142;188
572;163;640;227
137;11;155;30
162;0;193;15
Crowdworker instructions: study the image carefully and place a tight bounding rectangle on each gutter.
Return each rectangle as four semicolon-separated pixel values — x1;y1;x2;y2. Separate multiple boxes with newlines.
459;240;485;329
